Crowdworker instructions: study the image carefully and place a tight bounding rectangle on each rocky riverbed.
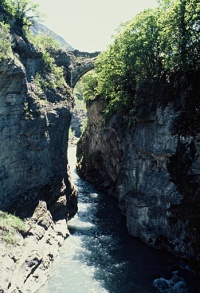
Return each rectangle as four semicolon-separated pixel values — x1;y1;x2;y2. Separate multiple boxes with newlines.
0;196;75;293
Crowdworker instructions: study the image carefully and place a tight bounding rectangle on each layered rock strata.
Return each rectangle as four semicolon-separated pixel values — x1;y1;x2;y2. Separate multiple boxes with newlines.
0;38;77;218
0;33;78;291
0;199;69;293
77;77;200;262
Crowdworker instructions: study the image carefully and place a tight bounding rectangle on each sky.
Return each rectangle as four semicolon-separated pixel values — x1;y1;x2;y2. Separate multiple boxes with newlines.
33;0;158;52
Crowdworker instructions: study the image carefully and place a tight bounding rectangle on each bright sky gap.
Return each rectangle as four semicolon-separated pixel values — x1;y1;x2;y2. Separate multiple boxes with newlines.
32;0;158;52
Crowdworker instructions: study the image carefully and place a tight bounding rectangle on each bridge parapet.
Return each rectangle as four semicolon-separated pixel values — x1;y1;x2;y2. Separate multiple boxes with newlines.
49;48;100;88
69;50;100;88
70;57;96;88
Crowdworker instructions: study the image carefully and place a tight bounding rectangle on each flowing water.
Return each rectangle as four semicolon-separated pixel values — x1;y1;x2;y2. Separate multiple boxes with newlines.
39;146;199;293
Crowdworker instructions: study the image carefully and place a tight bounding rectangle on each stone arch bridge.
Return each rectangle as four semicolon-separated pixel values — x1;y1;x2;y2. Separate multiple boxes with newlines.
69;50;100;88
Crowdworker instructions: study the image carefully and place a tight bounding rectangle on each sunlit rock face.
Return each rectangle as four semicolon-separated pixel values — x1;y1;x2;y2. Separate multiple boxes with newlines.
0;37;77;218
0;200;70;293
77;77;200;261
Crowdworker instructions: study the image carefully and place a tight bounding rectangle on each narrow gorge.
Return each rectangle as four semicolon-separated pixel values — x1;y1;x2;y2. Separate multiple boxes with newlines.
0;9;96;291
0;0;200;292
77;76;200;262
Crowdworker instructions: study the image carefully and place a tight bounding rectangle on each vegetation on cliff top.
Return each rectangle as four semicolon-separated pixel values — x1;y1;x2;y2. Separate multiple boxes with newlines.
0;0;70;245
31;33;68;94
83;0;200;118
0;22;13;59
81;71;98;103
0;0;70;97
0;0;40;34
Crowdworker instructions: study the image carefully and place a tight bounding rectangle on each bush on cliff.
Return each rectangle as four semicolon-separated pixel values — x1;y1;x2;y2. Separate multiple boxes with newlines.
81;71;98;103
0;0;69;99
1;0;40;35
0;22;13;60
0;211;26;245
30;33;68;92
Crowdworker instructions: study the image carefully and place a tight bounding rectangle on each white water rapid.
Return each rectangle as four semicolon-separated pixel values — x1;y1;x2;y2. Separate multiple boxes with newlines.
39;146;198;293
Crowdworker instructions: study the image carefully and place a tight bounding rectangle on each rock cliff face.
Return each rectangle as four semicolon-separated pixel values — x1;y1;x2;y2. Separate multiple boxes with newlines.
77;76;200;261
0;36;77;218
0;31;78;292
0;200;70;293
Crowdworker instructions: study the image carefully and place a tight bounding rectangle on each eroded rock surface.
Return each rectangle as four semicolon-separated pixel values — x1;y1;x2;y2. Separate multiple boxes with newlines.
77;77;200;261
0;200;69;293
0;41;77;217
0;27;78;292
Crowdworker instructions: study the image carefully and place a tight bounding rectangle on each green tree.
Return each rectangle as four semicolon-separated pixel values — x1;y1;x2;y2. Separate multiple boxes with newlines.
81;71;98;102
84;0;199;116
158;0;200;71
95;8;162;114
0;0;14;21
13;0;40;28
122;9;162;81
1;0;40;34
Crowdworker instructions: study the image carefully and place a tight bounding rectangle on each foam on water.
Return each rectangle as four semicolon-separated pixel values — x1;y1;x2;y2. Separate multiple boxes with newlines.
38;146;199;293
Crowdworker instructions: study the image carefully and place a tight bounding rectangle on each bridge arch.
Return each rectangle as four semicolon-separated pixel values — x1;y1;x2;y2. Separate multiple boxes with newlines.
71;60;95;88
69;51;100;88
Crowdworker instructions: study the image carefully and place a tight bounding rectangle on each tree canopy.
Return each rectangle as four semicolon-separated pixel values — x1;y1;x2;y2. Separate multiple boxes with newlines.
88;0;200;115
0;0;40;34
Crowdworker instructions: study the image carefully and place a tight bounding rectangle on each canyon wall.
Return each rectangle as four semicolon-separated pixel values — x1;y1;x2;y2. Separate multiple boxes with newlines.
77;75;200;261
0;35;77;218
0;28;81;291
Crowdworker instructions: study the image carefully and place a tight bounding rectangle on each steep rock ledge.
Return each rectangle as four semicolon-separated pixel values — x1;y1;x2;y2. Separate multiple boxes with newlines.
77;80;200;262
0;199;69;293
0;47;77;217
0;33;78;291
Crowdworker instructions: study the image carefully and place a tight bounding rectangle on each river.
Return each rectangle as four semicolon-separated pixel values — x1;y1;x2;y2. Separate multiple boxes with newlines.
39;146;199;293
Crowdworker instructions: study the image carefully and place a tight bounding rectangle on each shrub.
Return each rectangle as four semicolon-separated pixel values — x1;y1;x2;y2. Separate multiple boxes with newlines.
0;22;13;60
31;34;67;91
0;211;26;245
81;71;98;103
